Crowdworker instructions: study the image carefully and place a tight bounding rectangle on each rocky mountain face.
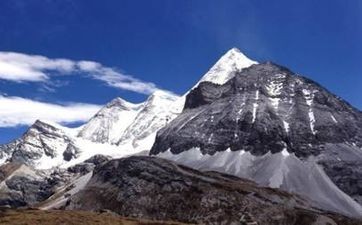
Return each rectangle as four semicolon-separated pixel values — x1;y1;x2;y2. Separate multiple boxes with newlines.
0;162;52;207
150;62;362;217
67;156;361;225
151;62;362;156
0;154;110;209
0;120;80;169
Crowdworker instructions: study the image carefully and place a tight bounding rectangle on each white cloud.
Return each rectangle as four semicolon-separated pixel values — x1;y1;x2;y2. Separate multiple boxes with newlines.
77;60;159;94
0;52;160;94
0;52;75;82
0;95;102;127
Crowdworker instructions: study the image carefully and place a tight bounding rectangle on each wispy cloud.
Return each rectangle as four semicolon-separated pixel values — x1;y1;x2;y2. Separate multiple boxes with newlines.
0;95;102;127
77;60;159;94
0;52;160;94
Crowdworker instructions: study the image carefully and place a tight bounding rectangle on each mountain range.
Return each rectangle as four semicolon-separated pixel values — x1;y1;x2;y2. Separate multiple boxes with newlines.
0;48;361;224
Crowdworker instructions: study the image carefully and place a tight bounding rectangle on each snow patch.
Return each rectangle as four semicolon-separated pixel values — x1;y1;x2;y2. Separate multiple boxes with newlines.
303;89;316;135
269;97;280;112
331;114;338;123
283;121;290;134
281;148;290;157
265;79;283;96
252;90;259;123
207;133;214;144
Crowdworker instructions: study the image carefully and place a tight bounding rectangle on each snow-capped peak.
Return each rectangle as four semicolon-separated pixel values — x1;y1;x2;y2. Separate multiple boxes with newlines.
77;97;142;144
197;47;257;85
145;90;180;106
33;119;80;137
105;97;142;110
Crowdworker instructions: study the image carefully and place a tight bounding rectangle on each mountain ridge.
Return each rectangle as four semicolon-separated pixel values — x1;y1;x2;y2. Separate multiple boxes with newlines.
150;61;362;217
1;48;361;220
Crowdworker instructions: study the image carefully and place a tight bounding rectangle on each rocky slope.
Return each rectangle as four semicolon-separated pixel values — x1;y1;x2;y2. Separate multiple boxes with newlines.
67;156;361;225
150;62;362;217
0;155;110;208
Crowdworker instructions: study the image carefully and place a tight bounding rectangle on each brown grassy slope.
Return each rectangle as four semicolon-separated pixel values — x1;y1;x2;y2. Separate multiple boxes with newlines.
0;209;190;225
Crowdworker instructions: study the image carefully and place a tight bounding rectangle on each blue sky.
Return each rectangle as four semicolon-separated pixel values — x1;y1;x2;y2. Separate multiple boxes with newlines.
0;0;361;144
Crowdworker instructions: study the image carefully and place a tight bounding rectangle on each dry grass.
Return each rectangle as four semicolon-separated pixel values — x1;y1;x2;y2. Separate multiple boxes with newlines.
0;209;190;225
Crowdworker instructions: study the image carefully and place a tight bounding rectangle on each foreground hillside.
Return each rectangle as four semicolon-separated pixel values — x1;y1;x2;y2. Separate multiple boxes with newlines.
0;209;189;225
1;155;361;224
67;156;362;225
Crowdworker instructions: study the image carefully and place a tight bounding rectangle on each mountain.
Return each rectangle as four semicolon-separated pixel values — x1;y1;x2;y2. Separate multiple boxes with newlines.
77;90;182;151
0;120;80;169
0;91;181;169
196;47;257;85
0;120;133;169
150;62;362;217
78;48;257;150
1;48;361;220
0;48;255;169
66;156;361;225
77;97;143;144
115;91;181;150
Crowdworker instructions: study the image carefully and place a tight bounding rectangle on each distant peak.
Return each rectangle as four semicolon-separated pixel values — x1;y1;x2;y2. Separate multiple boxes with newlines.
33;119;57;128
105;97;139;109
221;47;255;64
227;47;241;54
146;90;179;103
29;120;64;134
196;48;257;86
108;97;129;105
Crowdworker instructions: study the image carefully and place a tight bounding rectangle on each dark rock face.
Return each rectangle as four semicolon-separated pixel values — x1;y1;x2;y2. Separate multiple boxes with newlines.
84;154;111;165
67;156;361;225
63;144;80;162
151;62;362;157
149;62;362;217
3;176;54;207
0;163;54;207
67;154;111;175
0;155;110;208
